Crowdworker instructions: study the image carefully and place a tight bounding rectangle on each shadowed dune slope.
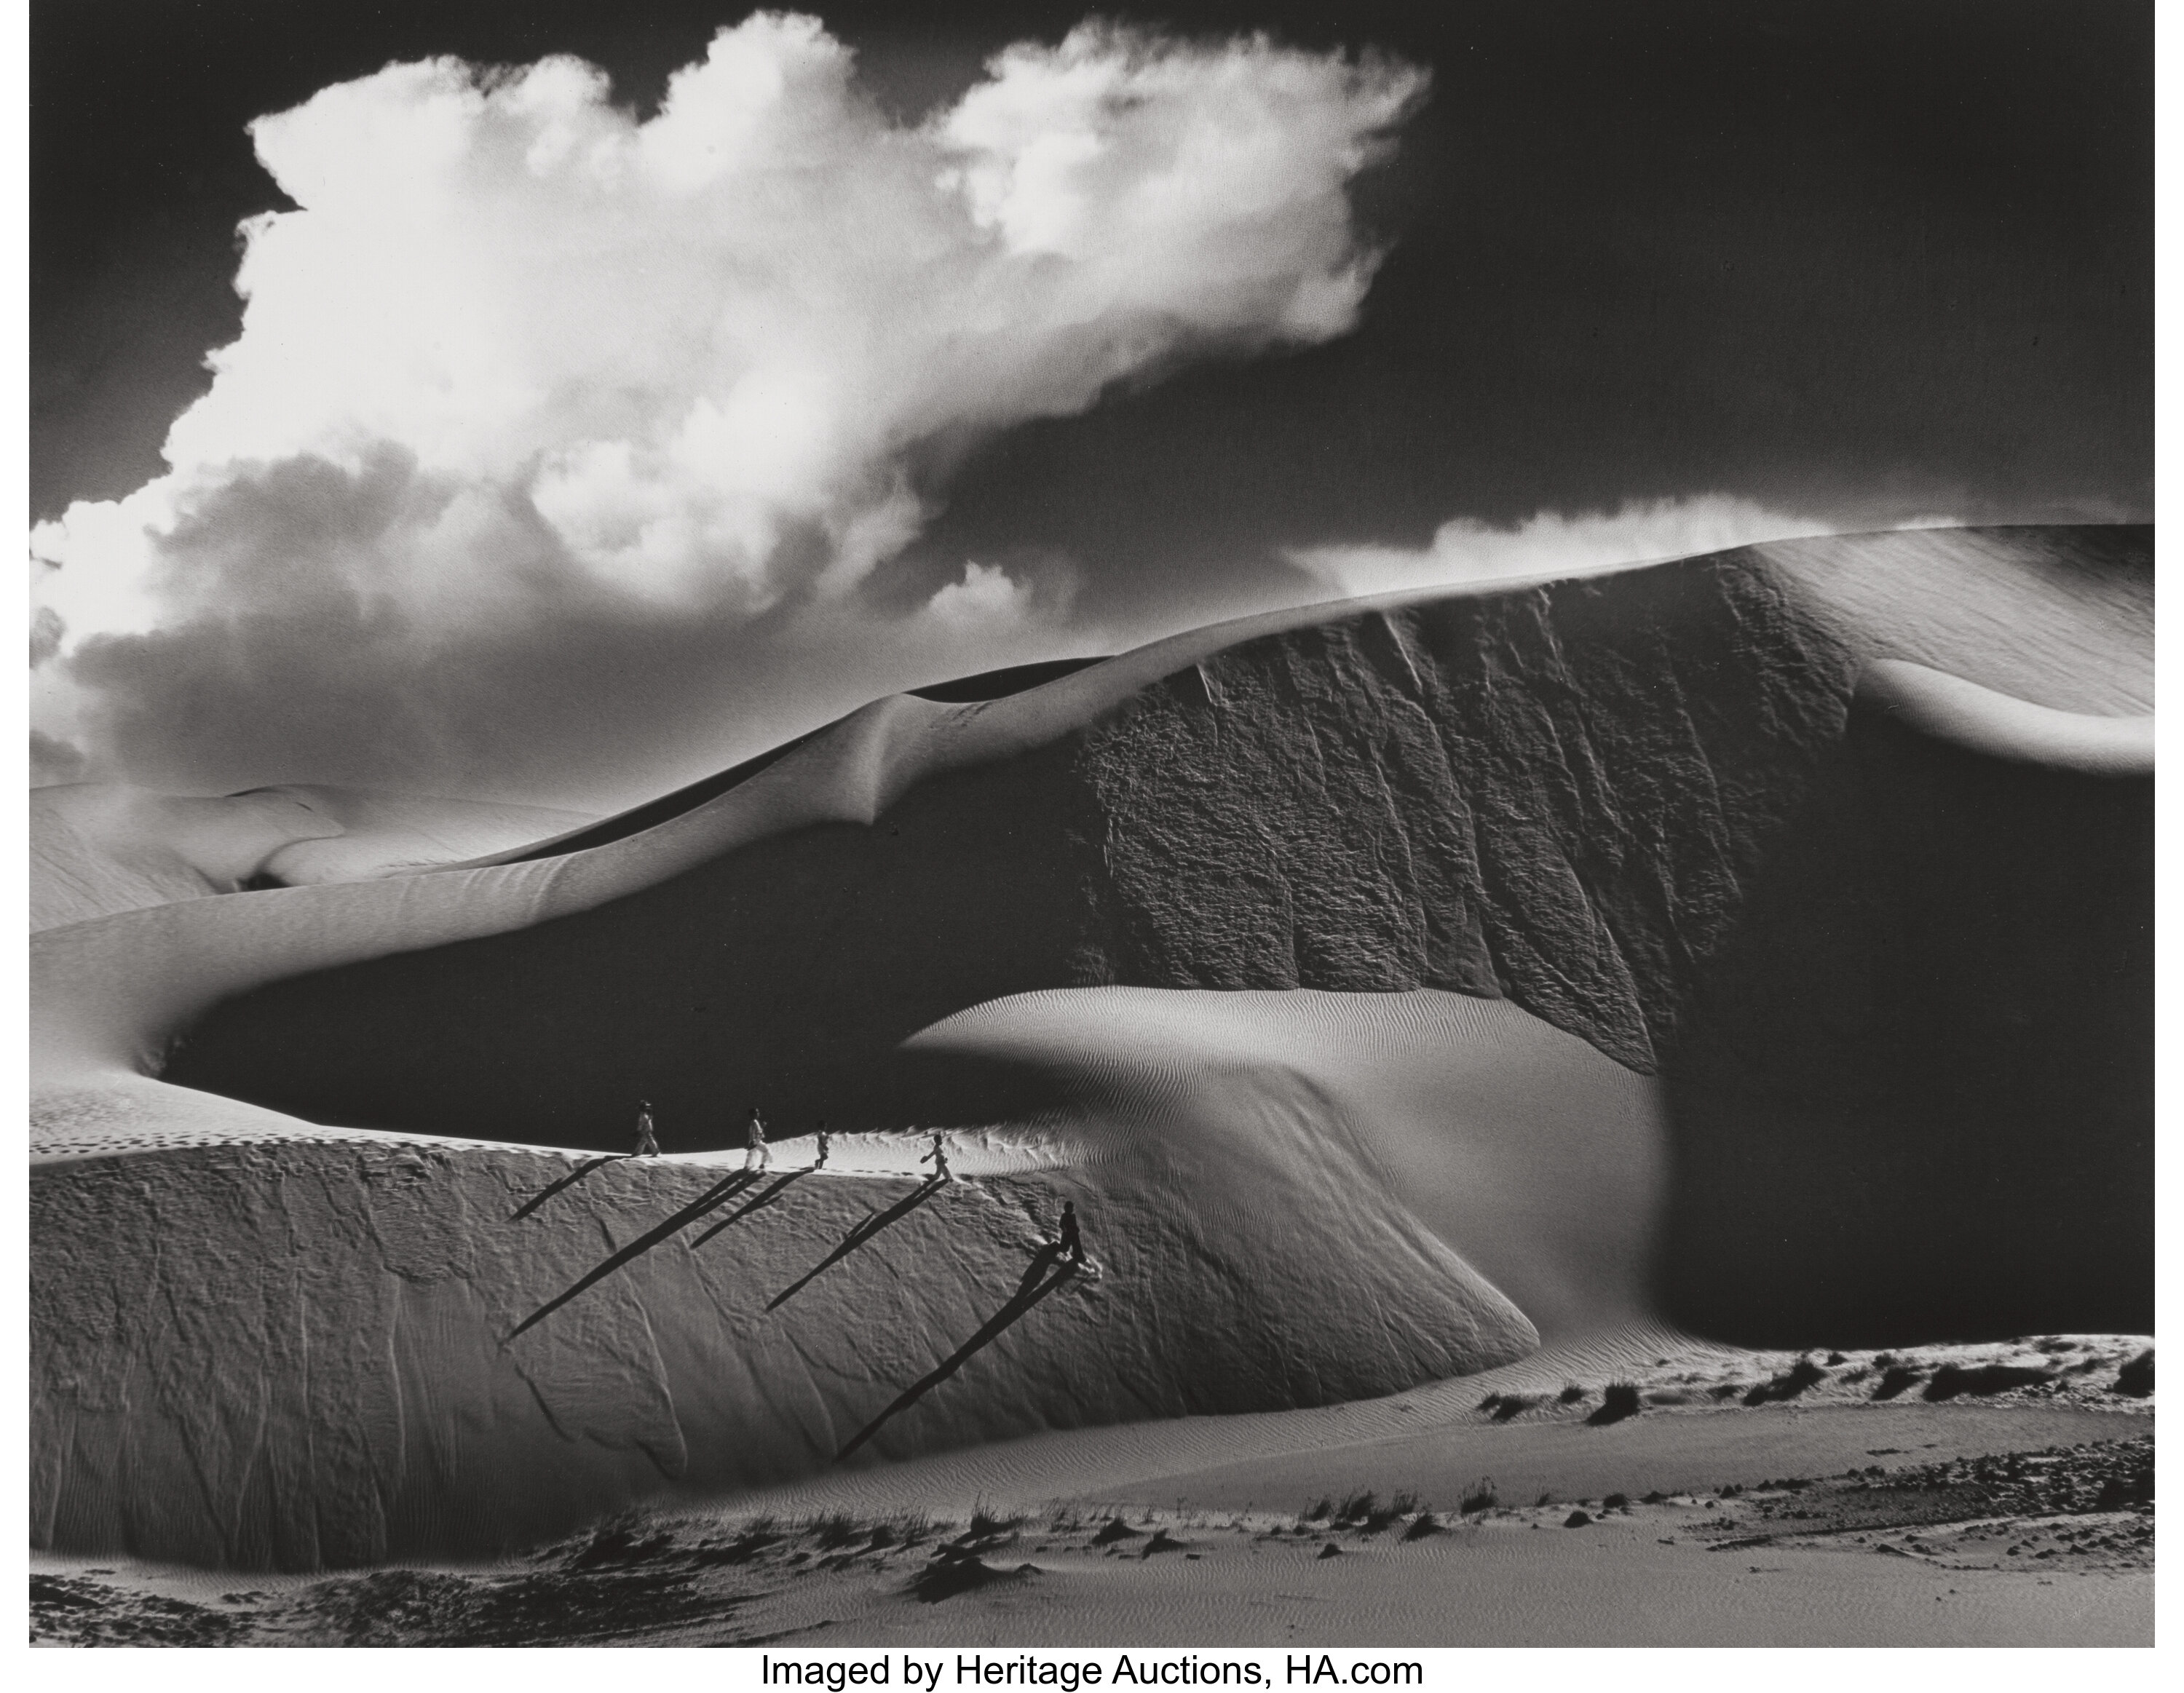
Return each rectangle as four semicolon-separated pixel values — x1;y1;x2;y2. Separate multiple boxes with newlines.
43;526;2152;1349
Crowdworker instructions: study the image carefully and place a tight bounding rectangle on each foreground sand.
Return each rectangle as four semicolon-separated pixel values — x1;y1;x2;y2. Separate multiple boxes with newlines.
32;1367;2152;1646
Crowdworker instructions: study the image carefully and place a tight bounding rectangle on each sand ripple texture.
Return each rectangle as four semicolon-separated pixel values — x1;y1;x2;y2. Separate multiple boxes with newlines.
33;998;1554;1569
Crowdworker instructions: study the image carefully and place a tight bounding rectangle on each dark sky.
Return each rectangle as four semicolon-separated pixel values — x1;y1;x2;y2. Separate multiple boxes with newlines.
28;0;2153;801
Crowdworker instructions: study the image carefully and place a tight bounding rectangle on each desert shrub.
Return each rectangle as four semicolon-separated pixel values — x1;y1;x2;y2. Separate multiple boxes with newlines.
1922;1363;2054;1402
1588;1383;1642;1425
1873;1365;1923;1400
966;1501;1025;1539
1460;1478;1497;1515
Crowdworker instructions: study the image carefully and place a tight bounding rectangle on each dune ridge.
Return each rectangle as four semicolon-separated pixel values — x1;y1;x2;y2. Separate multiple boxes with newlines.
30;782;591;933
28;524;2153;1574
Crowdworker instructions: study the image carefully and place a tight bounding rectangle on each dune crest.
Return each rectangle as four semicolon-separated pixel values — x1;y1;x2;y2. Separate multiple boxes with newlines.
1857;659;2152;774
28;525;2152;1570
31;782;593;933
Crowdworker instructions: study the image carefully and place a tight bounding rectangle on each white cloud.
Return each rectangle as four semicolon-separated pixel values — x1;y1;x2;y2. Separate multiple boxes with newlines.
28;14;1426;794
1288;496;1932;600
925;560;1036;630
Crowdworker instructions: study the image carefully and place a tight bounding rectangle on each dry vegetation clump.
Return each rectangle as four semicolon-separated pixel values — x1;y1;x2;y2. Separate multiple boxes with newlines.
1588;1382;1642;1424
1921;1363;2054;1401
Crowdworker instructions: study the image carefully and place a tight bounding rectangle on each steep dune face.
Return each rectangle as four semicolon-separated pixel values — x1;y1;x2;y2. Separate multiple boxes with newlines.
1662;680;2152;1340
159;547;1855;1130
901;988;1668;1344
30;526;2152;1566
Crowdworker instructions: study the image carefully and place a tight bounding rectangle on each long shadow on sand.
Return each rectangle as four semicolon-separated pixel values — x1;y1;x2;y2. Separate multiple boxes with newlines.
837;1245;1080;1462
507;1155;625;1222
688;1168;813;1248
509;1170;762;1339
767;1178;945;1312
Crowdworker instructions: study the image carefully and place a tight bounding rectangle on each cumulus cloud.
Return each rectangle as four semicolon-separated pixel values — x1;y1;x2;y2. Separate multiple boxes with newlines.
1287;496;1958;600
30;13;1427;804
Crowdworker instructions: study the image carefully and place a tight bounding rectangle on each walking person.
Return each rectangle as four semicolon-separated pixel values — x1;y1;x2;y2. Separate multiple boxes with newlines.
1057;1200;1084;1266
743;1106;769;1173
812;1120;831;1170
919;1130;951;1182
633;1099;660;1158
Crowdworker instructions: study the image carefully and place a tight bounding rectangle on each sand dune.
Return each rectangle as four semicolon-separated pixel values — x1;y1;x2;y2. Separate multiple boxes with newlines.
1856;659;2153;774
32;1090;1532;1565
28;524;2153;1582
31;782;590;932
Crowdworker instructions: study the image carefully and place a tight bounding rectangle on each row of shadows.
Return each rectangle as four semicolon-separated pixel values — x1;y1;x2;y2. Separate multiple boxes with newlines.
502;1162;1079;1462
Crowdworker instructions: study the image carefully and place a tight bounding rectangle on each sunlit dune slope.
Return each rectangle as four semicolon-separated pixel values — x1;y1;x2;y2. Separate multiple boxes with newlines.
31;782;591;931
32;1020;1537;1567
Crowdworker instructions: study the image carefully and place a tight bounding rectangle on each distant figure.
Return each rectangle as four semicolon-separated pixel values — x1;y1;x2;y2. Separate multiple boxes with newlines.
633;1100;660;1159
812;1121;831;1170
920;1131;951;1181
1058;1200;1083;1266
744;1106;769;1173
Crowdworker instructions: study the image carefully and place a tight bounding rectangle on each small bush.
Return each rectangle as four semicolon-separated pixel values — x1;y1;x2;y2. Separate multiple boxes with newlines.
1602;1493;1629;1512
1563;1510;1592;1528
1091;1518;1143;1545
1557;1384;1588;1404
1588;1383;1642;1425
1922;1363;2054;1403
1744;1357;1828;1405
2111;1349;2154;1397
1492;1395;1535;1423
1872;1365;1923;1400
1301;1497;1332;1523
966;1502;1025;1539
1334;1491;1377;1526
1402;1512;1442;1541
1460;1478;1497;1515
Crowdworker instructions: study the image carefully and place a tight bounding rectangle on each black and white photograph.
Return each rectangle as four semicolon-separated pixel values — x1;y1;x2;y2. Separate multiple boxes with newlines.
25;0;2154;1653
